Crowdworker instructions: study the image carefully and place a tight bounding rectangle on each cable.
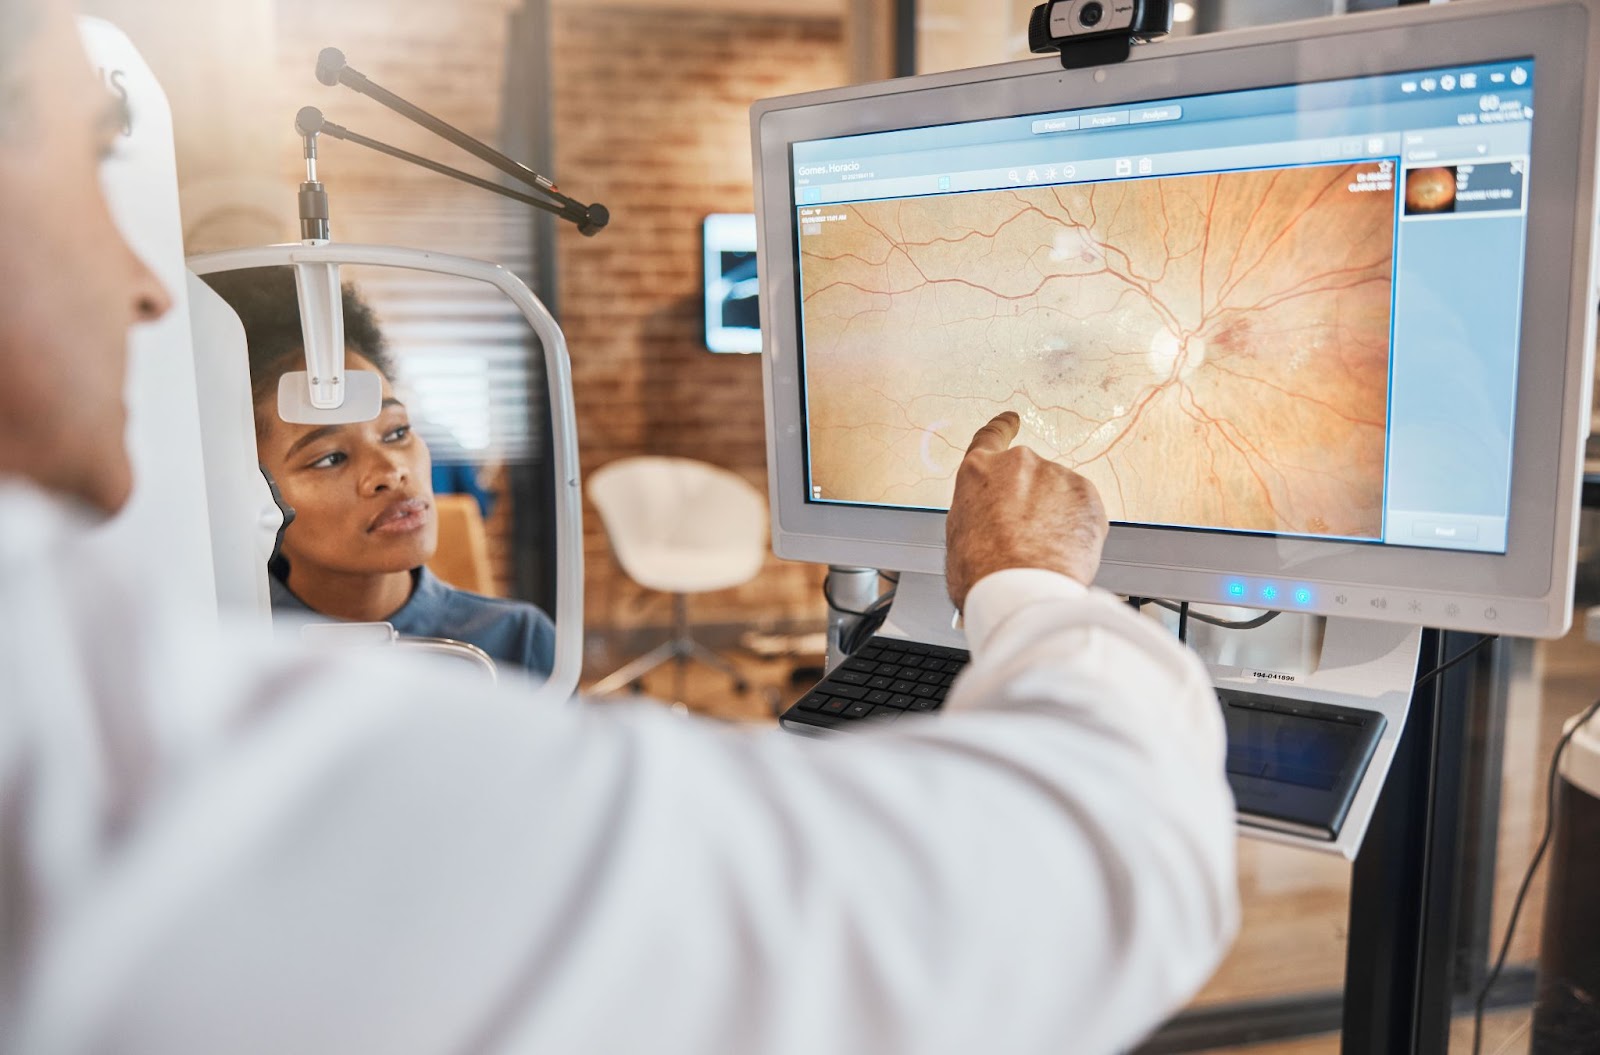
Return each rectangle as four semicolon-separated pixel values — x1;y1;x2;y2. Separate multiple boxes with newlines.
1177;601;1190;644
1142;598;1281;631
1472;695;1600;1055
1414;634;1498;690
841;591;896;656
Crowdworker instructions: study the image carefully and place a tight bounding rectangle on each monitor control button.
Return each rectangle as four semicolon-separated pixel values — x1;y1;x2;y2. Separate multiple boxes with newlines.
1369;597;1389;611
1484;606;1498;621
1445;602;1461;618
1407;599;1423;614
1334;593;1349;606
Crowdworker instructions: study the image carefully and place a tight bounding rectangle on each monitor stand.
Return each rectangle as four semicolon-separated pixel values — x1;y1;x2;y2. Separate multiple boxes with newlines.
877;571;1421;859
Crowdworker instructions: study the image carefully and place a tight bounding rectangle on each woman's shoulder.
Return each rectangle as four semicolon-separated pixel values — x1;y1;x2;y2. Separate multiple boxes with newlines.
399;569;556;677
408;569;554;636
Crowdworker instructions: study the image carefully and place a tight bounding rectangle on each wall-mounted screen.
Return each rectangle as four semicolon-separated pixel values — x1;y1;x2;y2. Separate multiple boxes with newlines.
704;212;761;353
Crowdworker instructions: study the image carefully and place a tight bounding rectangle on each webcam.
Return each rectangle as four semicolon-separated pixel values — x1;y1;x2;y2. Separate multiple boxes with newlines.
1028;0;1173;69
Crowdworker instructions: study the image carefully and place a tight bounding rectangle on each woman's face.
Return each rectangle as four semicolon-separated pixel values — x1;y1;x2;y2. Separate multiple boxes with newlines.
256;354;437;578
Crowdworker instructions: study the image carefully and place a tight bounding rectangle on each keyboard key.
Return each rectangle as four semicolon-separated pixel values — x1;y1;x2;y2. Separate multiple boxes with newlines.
843;701;874;719
889;680;916;694
841;658;879;673
865;689;893;705
912;684;938;699
833;670;870;686
867;676;894;690
859;648;884;660
908;697;940;711
877;650;906;664
919;670;944;685
864;707;899;724
821;698;850;715
887;694;915;709
823;683;868;701
797;693;833;712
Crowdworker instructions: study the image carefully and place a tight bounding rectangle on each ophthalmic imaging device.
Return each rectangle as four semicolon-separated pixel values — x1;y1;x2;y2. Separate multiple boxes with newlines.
750;0;1600;857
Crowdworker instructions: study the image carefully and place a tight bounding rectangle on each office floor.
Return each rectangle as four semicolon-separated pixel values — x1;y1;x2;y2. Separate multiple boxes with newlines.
581;621;1600;1054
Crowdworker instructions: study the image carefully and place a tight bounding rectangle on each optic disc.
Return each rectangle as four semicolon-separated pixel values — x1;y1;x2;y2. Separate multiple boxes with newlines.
1148;328;1206;379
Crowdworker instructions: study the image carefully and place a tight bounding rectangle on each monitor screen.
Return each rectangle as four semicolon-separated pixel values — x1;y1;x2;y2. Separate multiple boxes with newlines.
791;61;1534;555
704;213;761;353
753;0;1599;638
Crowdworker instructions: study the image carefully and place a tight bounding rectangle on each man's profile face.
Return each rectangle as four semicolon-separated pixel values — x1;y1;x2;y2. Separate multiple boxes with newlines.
0;0;171;514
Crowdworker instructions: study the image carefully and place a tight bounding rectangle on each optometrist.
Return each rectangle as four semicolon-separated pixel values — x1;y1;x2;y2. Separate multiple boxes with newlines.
0;1;1237;1052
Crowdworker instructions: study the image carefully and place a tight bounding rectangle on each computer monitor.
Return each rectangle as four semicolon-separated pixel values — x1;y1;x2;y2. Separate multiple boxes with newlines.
704;213;761;353
752;0;1600;639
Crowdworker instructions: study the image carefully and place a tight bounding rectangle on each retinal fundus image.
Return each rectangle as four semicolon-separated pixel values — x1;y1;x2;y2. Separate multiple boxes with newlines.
798;160;1398;539
1404;165;1458;215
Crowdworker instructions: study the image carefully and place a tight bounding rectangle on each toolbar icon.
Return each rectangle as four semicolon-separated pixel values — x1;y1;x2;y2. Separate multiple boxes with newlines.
1490;71;1506;84
1440;74;1457;91
1027;168;1038;181
1062;164;1076;178
1115;158;1132;176
1400;81;1418;93
1137;157;1153;175
1459;72;1478;90
1510;66;1528;85
1420;77;1437;92
1008;170;1020;182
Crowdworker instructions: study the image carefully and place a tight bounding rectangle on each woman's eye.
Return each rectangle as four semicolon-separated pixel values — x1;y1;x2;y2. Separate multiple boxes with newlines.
384;425;412;443
308;451;347;470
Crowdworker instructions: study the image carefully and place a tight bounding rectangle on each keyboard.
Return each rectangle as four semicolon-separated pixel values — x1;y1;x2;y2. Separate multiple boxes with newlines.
779;636;971;731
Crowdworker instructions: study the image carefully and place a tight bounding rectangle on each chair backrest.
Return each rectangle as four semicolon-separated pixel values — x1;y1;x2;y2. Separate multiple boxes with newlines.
586;457;768;586
429;494;498;596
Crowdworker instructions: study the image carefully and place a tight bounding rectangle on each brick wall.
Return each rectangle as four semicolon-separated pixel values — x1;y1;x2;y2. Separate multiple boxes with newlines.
552;10;848;633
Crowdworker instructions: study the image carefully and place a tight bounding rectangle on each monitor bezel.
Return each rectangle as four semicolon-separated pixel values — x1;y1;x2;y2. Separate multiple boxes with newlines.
752;0;1599;638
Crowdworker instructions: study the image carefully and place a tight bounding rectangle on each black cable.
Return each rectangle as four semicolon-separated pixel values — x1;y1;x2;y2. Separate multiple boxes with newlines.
1146;598;1281;631
1414;634;1498;690
1177;601;1190;644
841;592;895;656
1472;695;1600;1055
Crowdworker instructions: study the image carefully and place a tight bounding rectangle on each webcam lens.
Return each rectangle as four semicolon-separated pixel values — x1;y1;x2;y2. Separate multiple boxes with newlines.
1078;1;1105;27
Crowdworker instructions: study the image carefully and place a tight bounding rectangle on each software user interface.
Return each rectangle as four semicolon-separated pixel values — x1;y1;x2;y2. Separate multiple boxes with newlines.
790;61;1534;554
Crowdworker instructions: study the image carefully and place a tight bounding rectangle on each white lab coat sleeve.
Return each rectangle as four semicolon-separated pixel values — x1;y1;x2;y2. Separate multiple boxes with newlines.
25;571;1237;1055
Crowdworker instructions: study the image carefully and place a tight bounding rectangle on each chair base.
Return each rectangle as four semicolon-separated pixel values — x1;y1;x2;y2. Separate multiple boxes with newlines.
589;594;749;698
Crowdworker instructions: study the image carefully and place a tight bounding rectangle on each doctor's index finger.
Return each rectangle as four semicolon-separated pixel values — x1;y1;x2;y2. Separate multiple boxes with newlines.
965;412;1021;456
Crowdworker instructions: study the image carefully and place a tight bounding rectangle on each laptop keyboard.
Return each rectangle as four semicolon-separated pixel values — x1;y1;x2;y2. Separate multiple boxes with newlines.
779;636;971;731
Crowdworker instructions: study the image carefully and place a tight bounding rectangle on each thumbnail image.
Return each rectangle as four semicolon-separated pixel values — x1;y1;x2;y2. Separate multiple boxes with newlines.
1404;166;1457;215
798;160;1397;538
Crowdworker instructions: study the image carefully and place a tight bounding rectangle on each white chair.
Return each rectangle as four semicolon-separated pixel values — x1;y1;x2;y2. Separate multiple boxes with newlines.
586;456;768;695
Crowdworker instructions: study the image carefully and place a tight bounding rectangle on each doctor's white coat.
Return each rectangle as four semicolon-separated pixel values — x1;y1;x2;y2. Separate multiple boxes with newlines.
0;481;1237;1055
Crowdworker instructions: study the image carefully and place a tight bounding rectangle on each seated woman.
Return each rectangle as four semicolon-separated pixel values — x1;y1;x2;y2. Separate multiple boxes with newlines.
204;267;556;680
